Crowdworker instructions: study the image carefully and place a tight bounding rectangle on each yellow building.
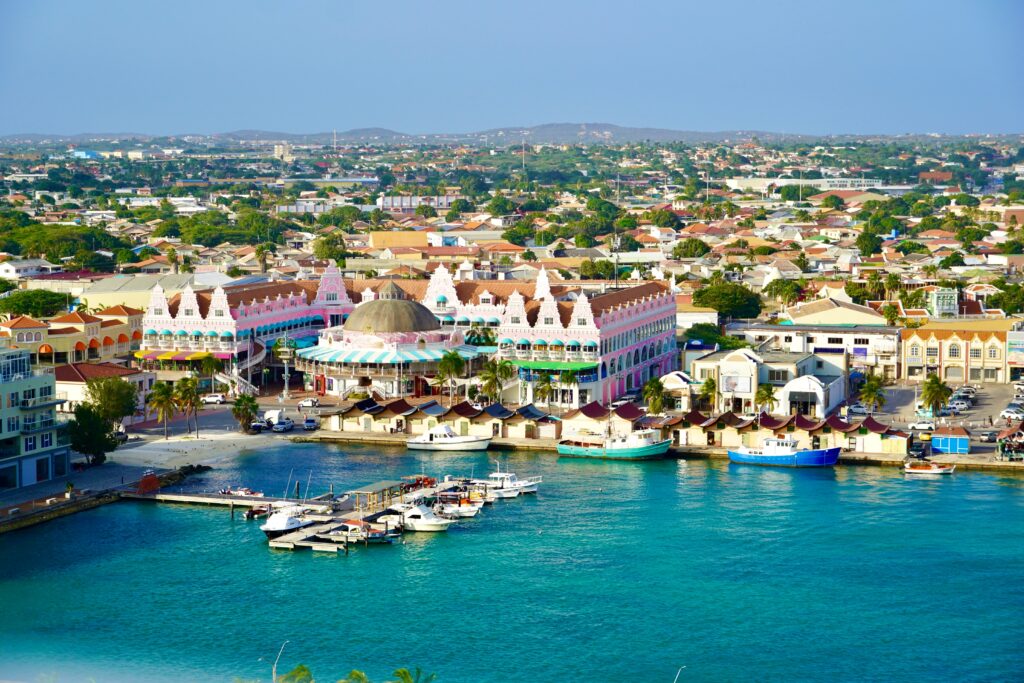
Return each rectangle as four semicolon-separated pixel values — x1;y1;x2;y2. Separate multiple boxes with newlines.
901;320;1014;383
0;306;144;366
368;231;430;250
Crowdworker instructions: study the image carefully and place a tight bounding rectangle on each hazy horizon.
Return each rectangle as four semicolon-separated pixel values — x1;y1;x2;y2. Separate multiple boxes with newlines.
1;0;1022;137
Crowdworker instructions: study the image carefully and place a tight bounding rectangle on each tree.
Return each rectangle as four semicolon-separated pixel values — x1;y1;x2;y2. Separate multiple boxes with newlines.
693;283;762;319
780;185;821;201
147;381;177;439
762;278;802;306
685;322;748;350
392;668;436;683
199;355;224;393
859;373;887;413
866;271;884;300
68;403;117;465
0;289;68;318
521;249;537;262
559;369;579;410
166;247;179;274
856;231;883;257
884;272;902;301
794;252;810;273
255;243;275;274
478;358;516;403
414;204;437;219
279;664;314;683
820;194;845;210
433;350;466;406
85;377;138;430
754;383;778;414
231;394;260;432
921;373;952;416
698;376;717;412
881;303;900;326
532;371;555;406
672;238;710;259
642;377;666;415
940;252;965;268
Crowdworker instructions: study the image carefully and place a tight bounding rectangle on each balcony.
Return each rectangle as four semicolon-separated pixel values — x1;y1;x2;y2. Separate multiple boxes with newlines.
21;393;68;409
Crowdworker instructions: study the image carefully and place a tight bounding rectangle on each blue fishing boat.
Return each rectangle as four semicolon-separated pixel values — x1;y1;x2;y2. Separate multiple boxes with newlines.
557;428;672;460
728;437;840;467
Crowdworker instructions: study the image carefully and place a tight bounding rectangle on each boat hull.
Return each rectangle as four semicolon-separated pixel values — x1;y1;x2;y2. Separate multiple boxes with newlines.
727;446;840;468
407;437;492;451
261;521;313;540
556;439;672;460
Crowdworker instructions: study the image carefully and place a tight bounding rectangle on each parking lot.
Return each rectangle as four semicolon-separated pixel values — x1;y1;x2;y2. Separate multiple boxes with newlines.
857;380;1020;458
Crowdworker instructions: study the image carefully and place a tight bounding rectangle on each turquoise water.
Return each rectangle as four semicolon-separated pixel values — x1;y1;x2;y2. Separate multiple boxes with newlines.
2;443;1024;682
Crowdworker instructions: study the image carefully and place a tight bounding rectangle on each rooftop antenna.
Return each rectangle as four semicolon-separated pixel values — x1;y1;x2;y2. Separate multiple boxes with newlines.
521;137;527;176
333;129;338;154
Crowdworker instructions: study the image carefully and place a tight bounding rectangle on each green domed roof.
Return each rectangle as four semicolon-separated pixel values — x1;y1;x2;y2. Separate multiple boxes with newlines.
344;287;439;334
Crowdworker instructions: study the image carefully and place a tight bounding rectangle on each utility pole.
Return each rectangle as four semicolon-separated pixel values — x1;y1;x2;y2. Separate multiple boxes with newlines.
271;640;289;683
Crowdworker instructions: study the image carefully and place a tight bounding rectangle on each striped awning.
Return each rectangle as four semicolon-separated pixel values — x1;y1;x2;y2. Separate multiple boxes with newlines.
187;351;210;360
213;352;233;360
297;344;478;365
134;350;162;360
157;352;176;360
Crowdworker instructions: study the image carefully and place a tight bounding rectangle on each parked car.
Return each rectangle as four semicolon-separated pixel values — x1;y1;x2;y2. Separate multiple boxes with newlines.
249;421;266;433
1000;408;1024;420
302;417;319;431
908;441;929;458
908;421;935;431
949;400;971;413
609;397;634;408
201;393;227;405
272;417;295;433
847;404;870;416
979;431;998;443
297;397;320;408
114;429;129;444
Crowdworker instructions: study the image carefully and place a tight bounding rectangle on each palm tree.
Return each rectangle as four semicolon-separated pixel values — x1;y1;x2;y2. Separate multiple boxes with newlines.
467;323;496;346
231;394;259;432
338;671;371;683
392;668;436;683
698;376;717;412
532;371;555;407
255;243;274;274
166;247;179;274
433;350;465;406
884;272;901;301
859;373;887;413
199;355;224;394
477;358;516;404
558;369;579;409
921;373;953;417
147;381;176;440
922;264;939;279
866;271;883;300
754;383;778;414
642;377;667;415
881;303;900;327
174;376;202;437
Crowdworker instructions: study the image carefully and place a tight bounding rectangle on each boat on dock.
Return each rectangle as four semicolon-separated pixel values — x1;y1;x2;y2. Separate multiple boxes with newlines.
219;486;264;497
556;428;671;460
382;503;456;532
728;438;840;468
259;506;315;539
904;460;956;475
320;520;397;544
471;462;542;497
436;490;483;518
407;425;492;451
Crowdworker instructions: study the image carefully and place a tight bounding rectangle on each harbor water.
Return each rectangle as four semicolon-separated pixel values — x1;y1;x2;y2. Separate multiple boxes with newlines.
1;442;1023;682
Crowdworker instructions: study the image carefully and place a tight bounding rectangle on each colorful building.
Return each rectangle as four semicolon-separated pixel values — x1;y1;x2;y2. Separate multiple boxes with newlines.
901;320;1013;384
0;339;71;491
0;306;145;365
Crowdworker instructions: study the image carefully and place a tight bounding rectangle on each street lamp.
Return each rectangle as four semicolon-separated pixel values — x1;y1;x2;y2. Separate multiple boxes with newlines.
259;640;289;683
275;332;297;401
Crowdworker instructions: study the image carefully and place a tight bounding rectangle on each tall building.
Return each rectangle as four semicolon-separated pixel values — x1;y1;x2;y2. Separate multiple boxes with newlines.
0;338;71;491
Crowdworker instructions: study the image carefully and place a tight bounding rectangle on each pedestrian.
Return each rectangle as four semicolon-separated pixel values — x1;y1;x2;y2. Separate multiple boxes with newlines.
989;416;994;427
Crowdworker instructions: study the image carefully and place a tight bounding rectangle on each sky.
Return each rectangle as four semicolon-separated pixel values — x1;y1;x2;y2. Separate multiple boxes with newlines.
1;0;1022;136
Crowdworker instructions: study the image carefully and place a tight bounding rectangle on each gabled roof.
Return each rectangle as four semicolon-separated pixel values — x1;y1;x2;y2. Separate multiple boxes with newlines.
54;362;142;383
0;315;48;329
50;311;101;324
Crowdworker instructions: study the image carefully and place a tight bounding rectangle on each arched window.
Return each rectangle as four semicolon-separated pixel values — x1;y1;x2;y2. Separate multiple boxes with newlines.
989;346;1000;359
948;344;960;359
16;333;23;342
910;344;921;357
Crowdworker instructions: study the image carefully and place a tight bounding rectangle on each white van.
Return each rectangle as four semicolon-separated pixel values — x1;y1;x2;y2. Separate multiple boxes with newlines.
263;409;291;426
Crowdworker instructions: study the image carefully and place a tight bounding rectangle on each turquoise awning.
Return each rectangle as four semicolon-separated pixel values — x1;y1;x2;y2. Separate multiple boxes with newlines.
175;330;187;336
145;329;156;335
296;344;480;365
549;340;564;347
207;331;219;337
221;331;234;338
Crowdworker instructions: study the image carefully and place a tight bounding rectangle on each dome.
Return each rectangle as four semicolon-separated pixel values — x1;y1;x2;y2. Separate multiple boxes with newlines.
344;283;439;334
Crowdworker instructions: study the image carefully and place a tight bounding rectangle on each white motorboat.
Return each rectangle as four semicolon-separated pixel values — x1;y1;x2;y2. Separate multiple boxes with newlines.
904;461;956;475
471;462;542;497
407;425;492;451
259;506;314;539
436;491;482;518
385;503;456;532
320;520;396;544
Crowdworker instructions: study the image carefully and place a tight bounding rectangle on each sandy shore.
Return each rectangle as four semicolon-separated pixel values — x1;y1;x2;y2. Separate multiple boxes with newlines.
111;430;279;469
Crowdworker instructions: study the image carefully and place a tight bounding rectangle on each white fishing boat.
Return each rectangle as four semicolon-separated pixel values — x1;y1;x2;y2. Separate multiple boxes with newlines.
471;462;542;497
436;491;483;518
259;506;314;539
407;425;492;451
904;461;956;476
384;502;456;532
557;428;671;460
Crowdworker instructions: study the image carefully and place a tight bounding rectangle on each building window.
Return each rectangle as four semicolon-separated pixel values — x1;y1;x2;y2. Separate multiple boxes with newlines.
7;416;19;432
948;344;960;359
543;317;554;325
910;344;921;357
768;370;788;382
41;433;52;448
784;336;792;342
854;338;869;345
511;317;521;324
989;346;1000;359
970;348;982;359
926;347;939;358
214;309;225;316
154;308;163;316
326;292;338;302
24;436;36;452
184;309;194;317
34;454;48;481
578;318;586;326
984;368;998;380
827;337;842;344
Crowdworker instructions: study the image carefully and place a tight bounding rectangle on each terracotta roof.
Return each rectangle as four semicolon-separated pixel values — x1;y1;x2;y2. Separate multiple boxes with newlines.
0;315;48;329
589;281;669;318
54;362;142;383
96;304;145;316
50;311;101;324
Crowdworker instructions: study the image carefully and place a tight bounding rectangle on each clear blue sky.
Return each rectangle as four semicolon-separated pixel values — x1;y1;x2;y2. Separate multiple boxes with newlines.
1;0;1021;136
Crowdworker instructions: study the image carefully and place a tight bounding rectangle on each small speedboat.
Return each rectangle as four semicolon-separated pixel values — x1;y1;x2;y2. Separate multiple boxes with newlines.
383;503;456;532
436;492;483;518
244;505;270;520
219;486;264;497
471;462;542;497
904;461;956;475
259;506;314;539
407;425;492;451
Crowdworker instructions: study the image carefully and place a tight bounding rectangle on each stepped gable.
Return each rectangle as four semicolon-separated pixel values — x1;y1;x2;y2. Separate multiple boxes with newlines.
588;281;669;317
167;280;316;317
